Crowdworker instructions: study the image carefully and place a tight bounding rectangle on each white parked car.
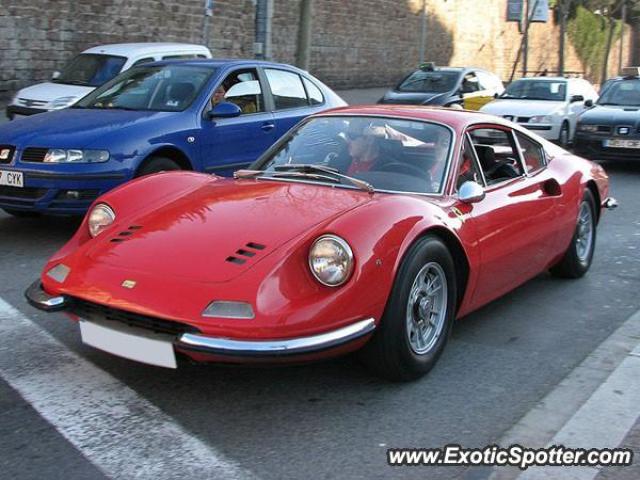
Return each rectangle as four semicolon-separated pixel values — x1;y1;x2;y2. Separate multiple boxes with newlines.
480;77;598;146
6;42;212;120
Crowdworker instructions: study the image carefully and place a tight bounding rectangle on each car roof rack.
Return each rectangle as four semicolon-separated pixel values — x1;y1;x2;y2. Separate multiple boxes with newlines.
419;62;436;72
620;66;640;78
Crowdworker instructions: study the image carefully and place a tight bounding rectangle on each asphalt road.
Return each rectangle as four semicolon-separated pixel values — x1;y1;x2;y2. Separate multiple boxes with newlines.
0;158;638;480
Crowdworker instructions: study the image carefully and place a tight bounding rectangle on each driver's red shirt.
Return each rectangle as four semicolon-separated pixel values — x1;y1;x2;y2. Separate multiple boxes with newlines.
347;158;375;175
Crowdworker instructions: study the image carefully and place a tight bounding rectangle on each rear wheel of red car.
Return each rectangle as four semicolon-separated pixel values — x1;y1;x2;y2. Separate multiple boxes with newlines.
360;235;457;381
136;156;181;177
550;189;596;278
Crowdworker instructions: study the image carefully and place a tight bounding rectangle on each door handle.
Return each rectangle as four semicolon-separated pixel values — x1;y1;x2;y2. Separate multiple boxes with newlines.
261;122;275;132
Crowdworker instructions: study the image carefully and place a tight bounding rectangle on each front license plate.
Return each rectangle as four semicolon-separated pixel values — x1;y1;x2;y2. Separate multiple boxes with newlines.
79;319;177;368
604;138;640;149
0;170;24;188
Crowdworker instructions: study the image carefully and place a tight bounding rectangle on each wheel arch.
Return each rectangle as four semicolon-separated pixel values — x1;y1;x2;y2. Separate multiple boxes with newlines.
585;180;601;223
136;146;194;174
400;225;471;313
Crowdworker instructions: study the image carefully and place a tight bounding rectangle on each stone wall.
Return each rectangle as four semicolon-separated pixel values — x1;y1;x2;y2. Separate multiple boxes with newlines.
0;0;636;103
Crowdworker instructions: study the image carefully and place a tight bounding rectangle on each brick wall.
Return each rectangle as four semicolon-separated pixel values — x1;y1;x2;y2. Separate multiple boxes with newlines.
0;0;636;103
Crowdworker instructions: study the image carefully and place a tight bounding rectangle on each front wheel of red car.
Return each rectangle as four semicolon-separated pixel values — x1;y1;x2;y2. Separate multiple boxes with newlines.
550;189;597;278
360;235;457;381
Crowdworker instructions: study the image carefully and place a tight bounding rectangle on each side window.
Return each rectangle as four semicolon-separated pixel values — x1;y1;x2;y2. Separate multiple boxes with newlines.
211;69;264;114
457;136;484;190
515;132;545;173
302;77;324;105
468;128;525;185
461;72;480;93
265;69;308;110
132;57;155;67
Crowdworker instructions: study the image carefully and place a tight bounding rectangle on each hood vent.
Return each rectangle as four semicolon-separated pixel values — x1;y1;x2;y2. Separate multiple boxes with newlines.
110;225;143;243
225;242;267;265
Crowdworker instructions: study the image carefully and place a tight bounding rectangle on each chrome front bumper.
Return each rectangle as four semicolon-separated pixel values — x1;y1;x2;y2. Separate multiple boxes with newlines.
25;280;376;357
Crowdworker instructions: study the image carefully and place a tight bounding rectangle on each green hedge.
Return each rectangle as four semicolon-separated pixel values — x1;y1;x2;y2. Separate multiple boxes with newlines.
567;5;621;81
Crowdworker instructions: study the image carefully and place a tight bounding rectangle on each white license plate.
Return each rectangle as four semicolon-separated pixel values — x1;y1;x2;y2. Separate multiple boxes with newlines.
0;170;23;187
604;138;640;149
79;319;177;368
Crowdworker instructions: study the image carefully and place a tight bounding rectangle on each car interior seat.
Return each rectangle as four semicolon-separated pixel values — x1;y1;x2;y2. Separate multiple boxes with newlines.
165;82;196;109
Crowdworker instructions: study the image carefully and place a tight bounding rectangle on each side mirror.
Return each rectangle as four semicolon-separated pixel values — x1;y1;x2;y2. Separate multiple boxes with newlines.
584;99;594;108
494;92;499;99
570;94;584;103
458;181;485;204
52;71;61;80
207;101;242;119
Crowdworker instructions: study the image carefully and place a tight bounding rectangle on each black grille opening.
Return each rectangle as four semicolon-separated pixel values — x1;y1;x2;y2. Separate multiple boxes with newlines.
21;147;49;163
246;242;266;250
54;189;100;201
0;186;47;199
68;298;201;336
236;249;256;257
0;145;15;164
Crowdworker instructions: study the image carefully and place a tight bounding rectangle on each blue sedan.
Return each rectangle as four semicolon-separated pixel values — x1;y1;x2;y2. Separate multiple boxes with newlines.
0;59;346;215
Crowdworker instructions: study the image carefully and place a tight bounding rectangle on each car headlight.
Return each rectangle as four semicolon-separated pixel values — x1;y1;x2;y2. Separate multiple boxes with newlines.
308;235;354;287
577;124;598;133
43;149;109;163
88;203;116;238
50;96;78;109
529;115;552;124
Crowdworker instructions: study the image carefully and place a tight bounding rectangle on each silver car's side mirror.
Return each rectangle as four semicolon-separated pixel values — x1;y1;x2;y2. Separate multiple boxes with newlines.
458;181;485;203
52;71;61;80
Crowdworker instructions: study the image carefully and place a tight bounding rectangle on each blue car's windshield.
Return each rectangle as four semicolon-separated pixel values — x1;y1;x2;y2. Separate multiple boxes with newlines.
53;54;127;87
75;65;216;112
501;79;567;101
598;79;640;106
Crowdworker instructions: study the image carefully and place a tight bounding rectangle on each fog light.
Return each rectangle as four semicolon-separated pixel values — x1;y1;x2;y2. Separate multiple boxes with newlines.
46;264;70;283
202;301;255;319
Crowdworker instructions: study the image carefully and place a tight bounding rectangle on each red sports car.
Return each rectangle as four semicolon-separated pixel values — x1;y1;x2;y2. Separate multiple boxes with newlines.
26;106;617;380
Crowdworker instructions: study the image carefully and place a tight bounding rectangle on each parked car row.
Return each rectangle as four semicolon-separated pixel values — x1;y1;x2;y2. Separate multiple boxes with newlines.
0;46;619;380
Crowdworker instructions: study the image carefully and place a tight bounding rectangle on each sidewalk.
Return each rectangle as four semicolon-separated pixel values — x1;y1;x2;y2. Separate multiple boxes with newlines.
336;87;389;105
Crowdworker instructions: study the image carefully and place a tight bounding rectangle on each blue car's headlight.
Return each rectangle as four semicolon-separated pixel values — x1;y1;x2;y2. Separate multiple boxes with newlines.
43;149;110;163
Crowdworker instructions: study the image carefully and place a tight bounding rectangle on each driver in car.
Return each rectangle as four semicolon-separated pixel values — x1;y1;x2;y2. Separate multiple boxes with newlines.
345;124;385;175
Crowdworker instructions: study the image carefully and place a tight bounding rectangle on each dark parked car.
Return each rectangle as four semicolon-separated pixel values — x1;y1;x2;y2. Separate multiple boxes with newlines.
574;75;640;160
378;63;503;110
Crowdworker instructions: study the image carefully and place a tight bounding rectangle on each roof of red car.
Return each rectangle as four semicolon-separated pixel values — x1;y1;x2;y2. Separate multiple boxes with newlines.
317;105;506;131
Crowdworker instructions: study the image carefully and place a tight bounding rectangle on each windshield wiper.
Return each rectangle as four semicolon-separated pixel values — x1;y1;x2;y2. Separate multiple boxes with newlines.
275;164;374;193
235;165;375;193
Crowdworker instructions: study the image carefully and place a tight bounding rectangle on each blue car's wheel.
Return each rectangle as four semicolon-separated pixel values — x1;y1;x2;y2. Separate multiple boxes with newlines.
136;156;181;177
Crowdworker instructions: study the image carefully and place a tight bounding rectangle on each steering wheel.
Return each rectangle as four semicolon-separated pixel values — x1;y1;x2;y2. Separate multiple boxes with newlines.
376;161;427;178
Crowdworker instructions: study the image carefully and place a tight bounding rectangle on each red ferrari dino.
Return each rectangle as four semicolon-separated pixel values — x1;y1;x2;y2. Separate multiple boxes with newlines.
26;106;617;380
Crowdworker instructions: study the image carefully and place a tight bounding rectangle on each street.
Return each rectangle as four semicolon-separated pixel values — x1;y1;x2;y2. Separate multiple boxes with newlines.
0;84;639;477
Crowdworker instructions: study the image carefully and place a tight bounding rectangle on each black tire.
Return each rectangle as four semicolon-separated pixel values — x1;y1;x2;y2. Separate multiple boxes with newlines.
136;156;181;177
360;235;457;381
2;208;40;218
558;121;570;147
550;190;597;278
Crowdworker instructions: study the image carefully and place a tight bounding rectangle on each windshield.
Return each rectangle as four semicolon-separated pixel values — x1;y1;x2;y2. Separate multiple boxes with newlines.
252;116;452;194
53;54;127;87
397;70;460;93
598;79;640;106
501;79;567;101
75;65;215;112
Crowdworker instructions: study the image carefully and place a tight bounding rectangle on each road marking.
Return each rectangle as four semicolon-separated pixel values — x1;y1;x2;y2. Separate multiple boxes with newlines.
485;309;640;480
0;297;256;480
